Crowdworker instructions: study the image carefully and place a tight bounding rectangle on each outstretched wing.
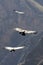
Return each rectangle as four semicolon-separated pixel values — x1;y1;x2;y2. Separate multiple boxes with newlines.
13;46;25;50
5;47;14;51
24;30;37;34
14;28;24;32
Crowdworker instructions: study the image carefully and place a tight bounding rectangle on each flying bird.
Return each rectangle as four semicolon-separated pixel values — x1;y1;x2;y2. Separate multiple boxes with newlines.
4;46;25;52
13;9;24;14
14;28;38;36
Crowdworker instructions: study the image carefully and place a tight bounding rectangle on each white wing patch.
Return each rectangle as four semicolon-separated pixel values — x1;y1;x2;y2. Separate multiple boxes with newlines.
14;28;37;34
5;46;25;51
15;11;24;14
14;28;24;32
25;30;36;34
5;47;13;51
